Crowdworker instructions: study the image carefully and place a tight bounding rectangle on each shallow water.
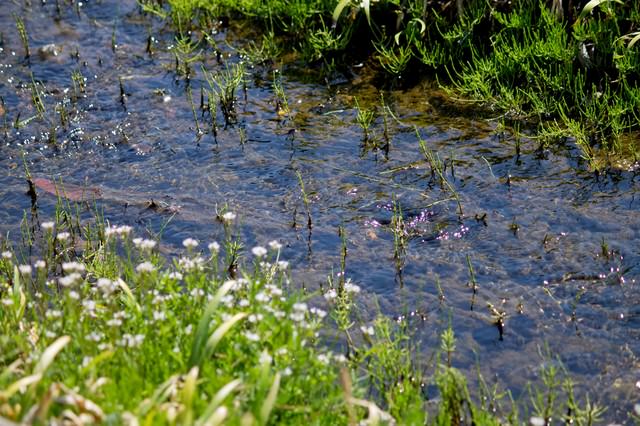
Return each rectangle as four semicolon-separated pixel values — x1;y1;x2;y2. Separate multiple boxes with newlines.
1;0;639;421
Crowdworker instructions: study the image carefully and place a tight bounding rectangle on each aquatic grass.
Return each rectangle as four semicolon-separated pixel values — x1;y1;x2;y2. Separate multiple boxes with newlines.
172;34;203;79
295;170;313;232
142;0;640;166
416;128;464;216
390;200;407;284
14;14;30;60
202;63;246;126
272;72;290;119
186;85;202;137
354;97;375;141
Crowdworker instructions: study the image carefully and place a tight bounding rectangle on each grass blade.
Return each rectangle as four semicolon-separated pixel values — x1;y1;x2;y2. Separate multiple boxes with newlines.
116;278;140;313
195;379;242;426
627;32;640;49
189;279;238;368
178;367;199;425
1;374;43;399
202;313;247;364
578;0;623;20
332;0;352;26
259;372;281;424
199;407;227;426
34;336;71;375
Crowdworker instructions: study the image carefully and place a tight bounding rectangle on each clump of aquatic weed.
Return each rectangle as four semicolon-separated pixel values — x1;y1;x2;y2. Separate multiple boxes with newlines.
142;0;640;167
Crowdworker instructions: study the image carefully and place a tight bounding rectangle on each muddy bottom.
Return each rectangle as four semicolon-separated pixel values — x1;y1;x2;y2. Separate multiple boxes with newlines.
1;1;639;421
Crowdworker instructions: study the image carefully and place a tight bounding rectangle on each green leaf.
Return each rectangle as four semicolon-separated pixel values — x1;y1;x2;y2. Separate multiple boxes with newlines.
332;0;352;25
627;32;640;49
189;279;238;368
259;373;281;424
201;313;247;364
578;0;623;20
195;379;242;426
34;335;71;376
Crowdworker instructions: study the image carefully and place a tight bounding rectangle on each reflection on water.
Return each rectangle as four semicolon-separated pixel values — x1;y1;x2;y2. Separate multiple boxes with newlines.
1;0;639;421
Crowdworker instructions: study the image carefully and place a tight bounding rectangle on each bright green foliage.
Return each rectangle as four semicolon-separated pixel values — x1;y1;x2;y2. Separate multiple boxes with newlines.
140;0;640;167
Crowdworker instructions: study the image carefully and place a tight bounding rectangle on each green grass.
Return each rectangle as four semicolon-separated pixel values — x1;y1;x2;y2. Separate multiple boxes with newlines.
0;197;613;424
139;0;640;169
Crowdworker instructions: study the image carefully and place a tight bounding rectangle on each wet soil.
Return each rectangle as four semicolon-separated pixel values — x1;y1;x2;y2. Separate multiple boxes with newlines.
1;0;639;421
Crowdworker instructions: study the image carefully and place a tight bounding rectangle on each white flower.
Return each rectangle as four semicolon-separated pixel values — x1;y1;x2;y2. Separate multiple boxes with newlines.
259;351;272;365
178;256;204;272
290;312;305;322
360;325;375;336
317;354;330;364
121;333;145;348
35;260;46;269
185;324;193;335
69;290;80;300
252;246;267;258
105;225;118;237
282;367;292;376
59;272;82;287
105;224;132;238
334;354;347;363
248;313;263;323
255;292;270;303
62;261;85;273
293;303;308;312
136;261;155;273
238;299;250;307
56;232;71;241
46;309;62;319
106;318;122;327
266;285;283;297
277;260;289;270
133;238;157;251
153;310;166;321
324;289;337;301
1;251;12;260
268;240;282;250
208;241;220;253
190;288;205;298
310;307;327;318
244;331;260;342
18;265;32;275
86;332;103;342
344;280;361;294
96;278;116;296
168;271;183;280
222;211;236;222
182;238;199;249
117;225;132;236
41;221;55;231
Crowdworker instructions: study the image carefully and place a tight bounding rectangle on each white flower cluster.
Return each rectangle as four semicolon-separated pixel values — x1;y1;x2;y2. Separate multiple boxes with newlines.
105;225;132;238
182;238;199;249
136;261;155;273
133;238;157;251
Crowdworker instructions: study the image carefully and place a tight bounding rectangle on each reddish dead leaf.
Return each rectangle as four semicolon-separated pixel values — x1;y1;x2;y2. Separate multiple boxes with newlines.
33;178;101;202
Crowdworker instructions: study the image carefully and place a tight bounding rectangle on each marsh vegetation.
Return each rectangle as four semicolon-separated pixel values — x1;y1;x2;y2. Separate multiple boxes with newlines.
0;0;639;424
